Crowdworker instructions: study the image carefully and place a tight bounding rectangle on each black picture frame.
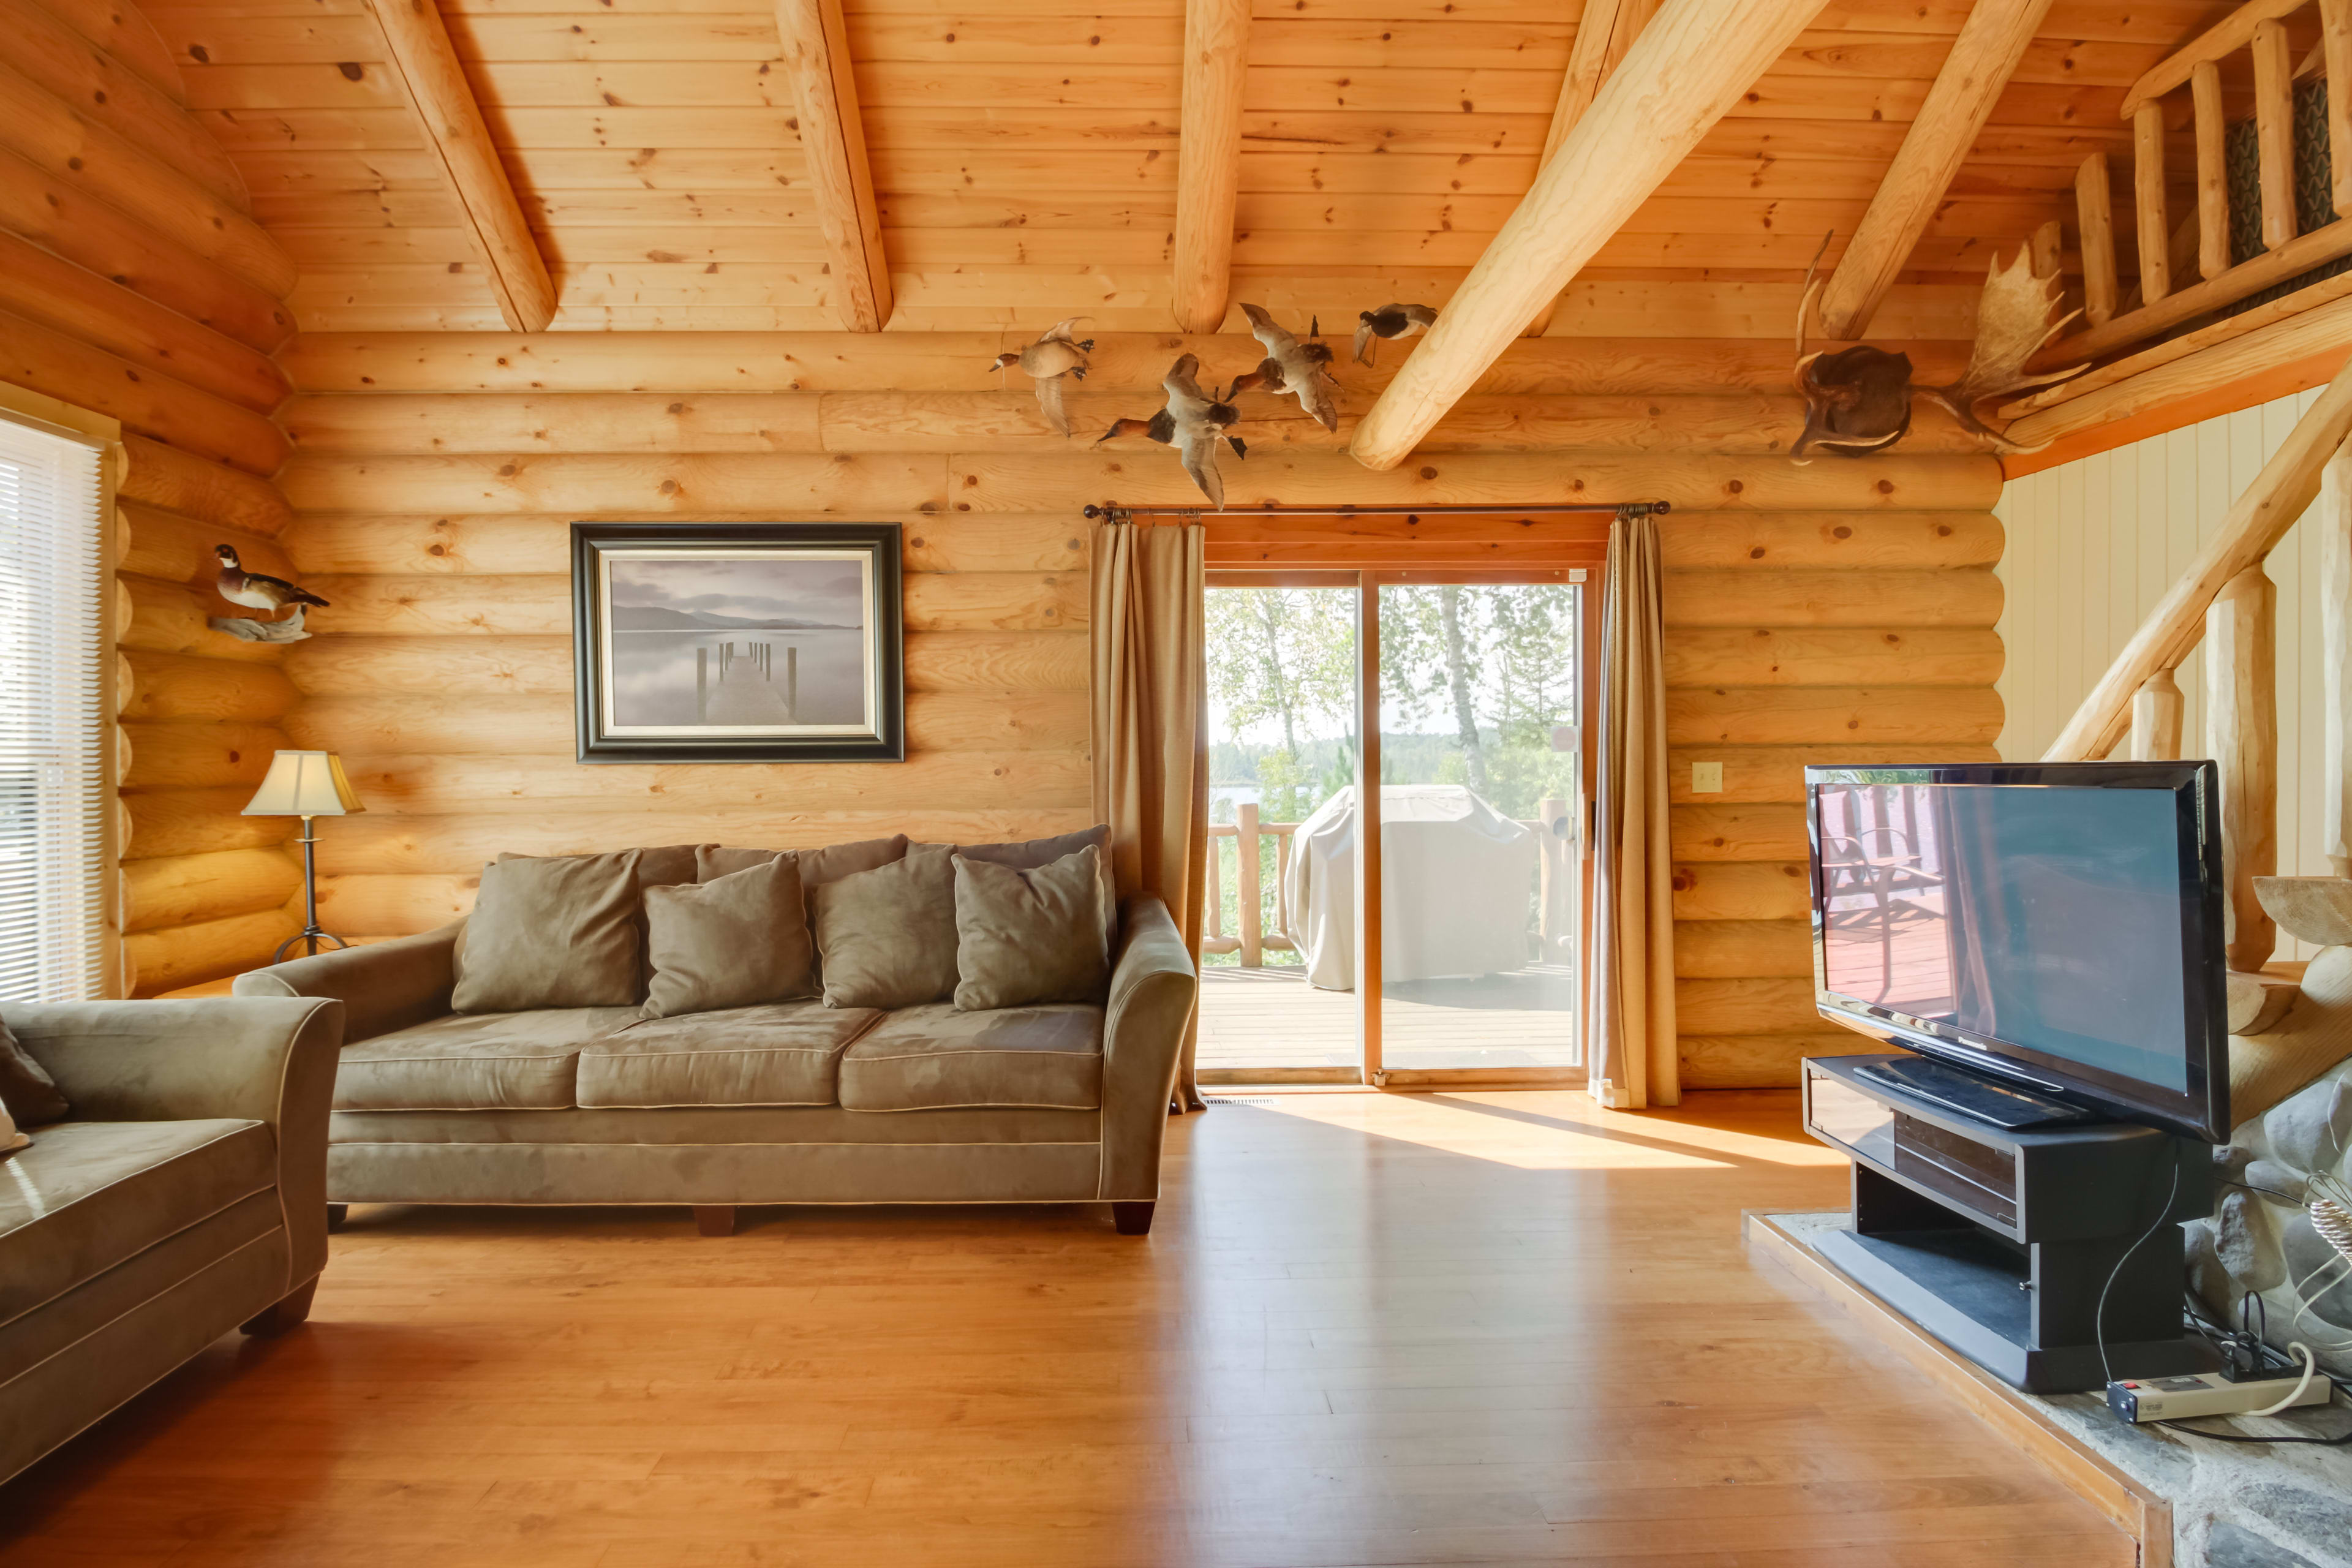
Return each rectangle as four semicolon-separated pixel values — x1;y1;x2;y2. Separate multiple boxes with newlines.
571;522;905;764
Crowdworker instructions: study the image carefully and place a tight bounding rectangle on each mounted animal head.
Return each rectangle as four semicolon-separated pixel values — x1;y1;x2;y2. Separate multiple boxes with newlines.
214;545;242;567
1790;233;2086;462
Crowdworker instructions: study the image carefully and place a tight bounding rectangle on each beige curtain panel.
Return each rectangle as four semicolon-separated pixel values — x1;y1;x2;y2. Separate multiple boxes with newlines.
1585;513;1679;1109
1090;521;1208;1112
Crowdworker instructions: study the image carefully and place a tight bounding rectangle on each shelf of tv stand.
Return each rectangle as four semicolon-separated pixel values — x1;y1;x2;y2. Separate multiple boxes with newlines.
1800;1053;2215;1393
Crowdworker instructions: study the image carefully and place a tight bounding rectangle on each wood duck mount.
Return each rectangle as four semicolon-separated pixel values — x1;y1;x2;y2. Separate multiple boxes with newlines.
1791;240;2089;462
2220;876;2352;1124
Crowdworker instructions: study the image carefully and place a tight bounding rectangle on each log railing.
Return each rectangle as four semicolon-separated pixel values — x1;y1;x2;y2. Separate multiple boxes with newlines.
2043;358;2352;971
1203;796;1576;968
2045;0;2352;369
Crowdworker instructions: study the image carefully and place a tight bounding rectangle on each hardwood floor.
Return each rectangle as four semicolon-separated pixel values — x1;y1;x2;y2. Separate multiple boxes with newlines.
0;1091;2133;1567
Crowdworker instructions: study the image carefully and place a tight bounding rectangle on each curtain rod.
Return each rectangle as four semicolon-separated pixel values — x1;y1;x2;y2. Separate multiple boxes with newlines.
1082;500;1668;523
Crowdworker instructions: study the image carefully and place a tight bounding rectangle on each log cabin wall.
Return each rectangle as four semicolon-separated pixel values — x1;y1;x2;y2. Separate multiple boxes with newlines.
0;0;305;996
271;324;2003;1090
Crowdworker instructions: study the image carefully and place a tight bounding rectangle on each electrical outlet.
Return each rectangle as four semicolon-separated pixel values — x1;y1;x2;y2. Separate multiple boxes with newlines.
1692;761;1724;794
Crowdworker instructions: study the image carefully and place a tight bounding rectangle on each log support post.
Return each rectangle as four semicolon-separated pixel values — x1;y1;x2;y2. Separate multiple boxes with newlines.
2128;669;2184;761
2322;439;2352;874
2207;565;2278;970
2076;153;2119;326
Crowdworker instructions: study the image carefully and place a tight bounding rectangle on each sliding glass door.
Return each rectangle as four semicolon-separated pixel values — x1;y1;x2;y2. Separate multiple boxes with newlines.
1197;568;1591;1086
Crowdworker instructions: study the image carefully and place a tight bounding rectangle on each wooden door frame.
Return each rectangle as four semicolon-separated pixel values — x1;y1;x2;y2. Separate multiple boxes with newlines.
1200;549;1606;1091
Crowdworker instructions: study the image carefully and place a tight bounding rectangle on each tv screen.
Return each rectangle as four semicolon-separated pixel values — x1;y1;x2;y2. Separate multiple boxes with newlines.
1805;762;2228;1141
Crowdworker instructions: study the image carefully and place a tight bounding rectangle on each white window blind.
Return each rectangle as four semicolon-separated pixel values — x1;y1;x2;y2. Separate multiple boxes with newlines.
0;413;107;1002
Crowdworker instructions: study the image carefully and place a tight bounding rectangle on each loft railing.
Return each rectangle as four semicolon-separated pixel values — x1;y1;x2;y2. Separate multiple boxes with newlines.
2052;0;2352;368
1202;797;1578;968
2042;364;2352;979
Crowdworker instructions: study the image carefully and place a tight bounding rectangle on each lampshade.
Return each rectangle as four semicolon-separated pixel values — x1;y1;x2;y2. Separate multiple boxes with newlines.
241;750;365;818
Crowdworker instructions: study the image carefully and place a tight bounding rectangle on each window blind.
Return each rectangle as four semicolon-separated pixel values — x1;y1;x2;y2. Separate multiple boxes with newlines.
0;413;107;1003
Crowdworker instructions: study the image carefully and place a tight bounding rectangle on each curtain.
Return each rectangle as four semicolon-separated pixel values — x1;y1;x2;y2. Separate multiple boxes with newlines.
1586;513;1679;1108
1091;521;1209;1111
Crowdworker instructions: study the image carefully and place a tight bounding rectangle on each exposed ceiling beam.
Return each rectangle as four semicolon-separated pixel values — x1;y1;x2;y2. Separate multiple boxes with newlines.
368;0;556;334
1522;0;1656;337
1815;0;2055;341
1348;0;1830;472
775;0;892;332
1172;0;1251;333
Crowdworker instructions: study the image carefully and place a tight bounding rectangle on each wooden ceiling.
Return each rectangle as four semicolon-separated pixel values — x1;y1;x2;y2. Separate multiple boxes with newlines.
153;0;2248;335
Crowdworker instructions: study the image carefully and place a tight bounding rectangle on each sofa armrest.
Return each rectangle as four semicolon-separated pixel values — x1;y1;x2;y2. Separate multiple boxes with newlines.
10;998;345;1290
1098;895;1198;1201
233;922;461;1043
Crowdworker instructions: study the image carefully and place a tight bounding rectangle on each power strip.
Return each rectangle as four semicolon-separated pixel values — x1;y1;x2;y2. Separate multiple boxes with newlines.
2106;1370;2334;1423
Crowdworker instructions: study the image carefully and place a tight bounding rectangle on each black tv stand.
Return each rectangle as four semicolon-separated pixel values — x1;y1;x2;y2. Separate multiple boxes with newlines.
1801;1054;2217;1393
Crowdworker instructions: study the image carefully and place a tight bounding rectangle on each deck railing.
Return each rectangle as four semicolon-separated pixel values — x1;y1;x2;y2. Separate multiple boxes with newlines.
1204;796;1578;967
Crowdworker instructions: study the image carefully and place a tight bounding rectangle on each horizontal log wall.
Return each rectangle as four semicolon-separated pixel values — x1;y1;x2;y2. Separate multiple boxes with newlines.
280;329;2001;1088
0;0;303;996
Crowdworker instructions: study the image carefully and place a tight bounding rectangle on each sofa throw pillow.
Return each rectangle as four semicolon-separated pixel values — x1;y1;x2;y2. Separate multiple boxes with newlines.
951;845;1112;1011
950;825;1118;949
698;834;907;890
0;1011;68;1126
458;845;706;990
452;849;646;1012
812;843;959;1009
641;856;816;1019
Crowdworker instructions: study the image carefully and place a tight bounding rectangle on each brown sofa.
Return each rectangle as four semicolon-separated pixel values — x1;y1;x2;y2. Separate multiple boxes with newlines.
232;843;1197;1236
0;997;343;1484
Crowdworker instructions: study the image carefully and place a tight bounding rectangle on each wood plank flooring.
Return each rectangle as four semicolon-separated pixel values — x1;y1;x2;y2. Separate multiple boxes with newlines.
0;1090;2134;1566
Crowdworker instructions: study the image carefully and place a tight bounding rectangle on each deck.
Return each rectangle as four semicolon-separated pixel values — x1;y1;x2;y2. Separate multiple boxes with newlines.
1197;961;1581;1074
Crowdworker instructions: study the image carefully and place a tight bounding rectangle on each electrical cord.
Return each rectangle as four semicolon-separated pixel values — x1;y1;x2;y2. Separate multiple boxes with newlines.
2097;1153;2182;1386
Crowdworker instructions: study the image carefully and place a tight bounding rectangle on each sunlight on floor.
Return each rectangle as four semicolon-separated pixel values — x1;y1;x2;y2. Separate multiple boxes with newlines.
1218;1090;1848;1171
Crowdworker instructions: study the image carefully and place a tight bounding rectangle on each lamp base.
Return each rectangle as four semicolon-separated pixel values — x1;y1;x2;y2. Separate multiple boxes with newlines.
272;928;353;964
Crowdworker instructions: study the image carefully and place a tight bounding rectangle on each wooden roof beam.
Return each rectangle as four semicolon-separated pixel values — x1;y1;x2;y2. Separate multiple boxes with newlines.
369;0;555;334
1172;0;1250;333
1522;0;1656;338
775;0;892;332
1348;0;1830;472
1815;0;2056;342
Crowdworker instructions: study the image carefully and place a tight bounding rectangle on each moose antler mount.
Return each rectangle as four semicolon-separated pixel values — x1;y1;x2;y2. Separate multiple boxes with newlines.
1792;235;2088;462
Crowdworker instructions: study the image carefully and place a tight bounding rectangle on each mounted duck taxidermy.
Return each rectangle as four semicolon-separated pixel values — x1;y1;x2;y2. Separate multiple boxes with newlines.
1093;354;1246;509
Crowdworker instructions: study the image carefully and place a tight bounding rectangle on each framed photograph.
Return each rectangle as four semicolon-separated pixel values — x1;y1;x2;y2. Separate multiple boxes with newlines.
571;522;904;763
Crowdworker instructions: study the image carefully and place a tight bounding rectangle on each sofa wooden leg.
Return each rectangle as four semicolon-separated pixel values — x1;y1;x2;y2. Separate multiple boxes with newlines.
1111;1200;1155;1236
693;1205;738;1237
326;1204;348;1232
239;1280;317;1337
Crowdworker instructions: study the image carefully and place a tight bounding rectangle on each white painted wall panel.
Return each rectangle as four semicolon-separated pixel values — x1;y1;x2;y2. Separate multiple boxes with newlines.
1995;389;2332;958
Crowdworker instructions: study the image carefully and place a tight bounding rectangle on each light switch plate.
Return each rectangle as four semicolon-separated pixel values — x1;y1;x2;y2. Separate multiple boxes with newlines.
1691;761;1724;794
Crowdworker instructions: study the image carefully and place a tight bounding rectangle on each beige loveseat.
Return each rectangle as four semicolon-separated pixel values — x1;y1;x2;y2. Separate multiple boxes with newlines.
233;842;1198;1236
1;997;342;1484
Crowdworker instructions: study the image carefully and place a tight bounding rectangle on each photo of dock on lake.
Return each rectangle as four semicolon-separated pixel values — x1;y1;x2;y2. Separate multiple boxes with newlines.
603;552;872;733
573;523;904;764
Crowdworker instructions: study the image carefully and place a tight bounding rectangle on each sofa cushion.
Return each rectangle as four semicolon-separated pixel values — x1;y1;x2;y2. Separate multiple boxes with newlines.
577;1001;883;1108
952;846;1111;1011
0;1118;274;1329
642;857;816;1019
336;1008;639;1111
839;1001;1103;1112
0;1012;68;1126
454;851;646;1013
950;825;1115;948
813;845;960;1011
698;835;907;890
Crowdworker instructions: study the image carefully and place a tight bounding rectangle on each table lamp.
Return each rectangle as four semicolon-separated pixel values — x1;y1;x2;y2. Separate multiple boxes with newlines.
243;750;364;963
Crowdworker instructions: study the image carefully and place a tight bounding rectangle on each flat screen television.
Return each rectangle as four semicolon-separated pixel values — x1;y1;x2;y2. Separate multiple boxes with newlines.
1804;761;2229;1142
